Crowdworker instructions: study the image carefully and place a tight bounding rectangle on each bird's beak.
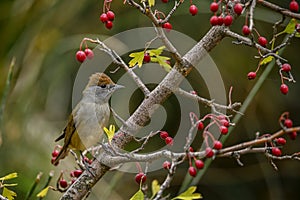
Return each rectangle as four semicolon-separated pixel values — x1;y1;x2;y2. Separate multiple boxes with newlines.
114;84;125;90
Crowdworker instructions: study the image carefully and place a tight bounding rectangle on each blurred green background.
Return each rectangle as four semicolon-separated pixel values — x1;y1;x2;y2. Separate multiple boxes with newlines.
1;0;300;199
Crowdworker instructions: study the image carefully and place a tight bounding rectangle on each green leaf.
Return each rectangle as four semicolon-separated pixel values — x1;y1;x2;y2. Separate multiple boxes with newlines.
260;55;273;65
129;51;145;67
148;46;165;57
148;0;155;7
172;186;202;200
152;55;171;72
0;173;17;181
296;32;300;38
103;125;116;142
2;187;17;200
130;189;144;200
151;180;160;198
36;186;50;198
283;18;298;34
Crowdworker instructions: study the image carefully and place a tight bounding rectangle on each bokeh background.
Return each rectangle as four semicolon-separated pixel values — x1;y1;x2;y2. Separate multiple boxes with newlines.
0;0;300;199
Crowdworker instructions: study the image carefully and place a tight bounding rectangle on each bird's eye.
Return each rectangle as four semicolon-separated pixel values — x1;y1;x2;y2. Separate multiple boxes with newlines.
100;84;106;88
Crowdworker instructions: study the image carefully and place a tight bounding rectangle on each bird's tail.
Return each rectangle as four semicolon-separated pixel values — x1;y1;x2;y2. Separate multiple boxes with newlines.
52;146;68;166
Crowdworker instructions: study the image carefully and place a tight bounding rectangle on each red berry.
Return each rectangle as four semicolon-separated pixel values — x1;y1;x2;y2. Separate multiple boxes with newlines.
165;137;173;146
143;53;151;63
73;169;83;178
189;147;194;152
188;166;197;177
162;22;172;32
160;131;169;139
290;0;299;12
217;16;224;25
106;11;115;21
105;21;113;29
197;121;204;130
52;150;59;157
163;161;171;169
288;131;297;140
272;147;282;156
51;157;58;166
220;125;228;135
100;13;108;23
195;160;204;169
224;15;233;26
76;50;86;62
242;25;251;35
284;119;293;128
258;36;268;47
161;0;168;3
220;119;230;127
280;84;289;95
276;137;286;145
247;72;256;80
213;141;223;150
59;179;68;188
282;63;291;72
189;5;198;16
135;173;146;184
234;3;243;15
210;2;219;12
210;16;219;26
84;48;94;59
205;147;214;158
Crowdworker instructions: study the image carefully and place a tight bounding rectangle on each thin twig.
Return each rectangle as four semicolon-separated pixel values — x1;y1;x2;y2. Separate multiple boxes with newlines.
258;0;300;20
93;38;151;96
176;88;242;114
248;0;256;31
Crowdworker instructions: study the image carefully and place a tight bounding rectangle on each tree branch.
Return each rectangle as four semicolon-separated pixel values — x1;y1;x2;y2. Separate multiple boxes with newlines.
60;25;226;200
258;0;300;20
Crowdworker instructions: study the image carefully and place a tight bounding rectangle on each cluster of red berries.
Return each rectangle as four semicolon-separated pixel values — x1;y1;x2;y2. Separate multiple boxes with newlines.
187;147;205;177
281;113;297;140
209;2;243;27
100;10;115;30
57;169;84;190
269;112;297;156
75;48;94;63
184;114;230;177
160;131;173;146
280;63;292;95
193;114;230;168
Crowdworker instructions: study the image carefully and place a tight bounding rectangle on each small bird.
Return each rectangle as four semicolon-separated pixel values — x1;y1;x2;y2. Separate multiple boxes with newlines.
52;73;123;166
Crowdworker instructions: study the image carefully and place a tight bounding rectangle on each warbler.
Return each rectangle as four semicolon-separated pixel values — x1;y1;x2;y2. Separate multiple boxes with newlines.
52;73;123;166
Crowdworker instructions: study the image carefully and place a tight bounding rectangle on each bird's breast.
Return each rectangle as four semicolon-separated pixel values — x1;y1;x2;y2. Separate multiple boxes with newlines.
73;102;110;148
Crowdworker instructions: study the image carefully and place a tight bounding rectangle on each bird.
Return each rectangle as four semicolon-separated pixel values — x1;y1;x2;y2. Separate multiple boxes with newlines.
52;72;123;166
